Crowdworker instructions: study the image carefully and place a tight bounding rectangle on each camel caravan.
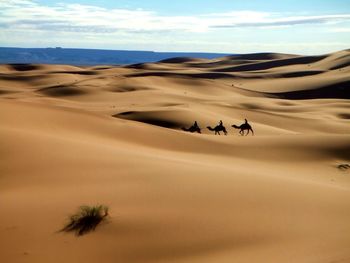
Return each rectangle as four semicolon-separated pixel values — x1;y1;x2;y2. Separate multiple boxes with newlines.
182;119;254;136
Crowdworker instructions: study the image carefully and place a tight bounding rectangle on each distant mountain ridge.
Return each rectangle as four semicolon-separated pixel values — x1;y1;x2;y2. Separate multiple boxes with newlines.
0;47;230;65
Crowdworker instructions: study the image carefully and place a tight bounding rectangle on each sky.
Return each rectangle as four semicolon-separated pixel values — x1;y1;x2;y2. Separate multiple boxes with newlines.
0;0;349;54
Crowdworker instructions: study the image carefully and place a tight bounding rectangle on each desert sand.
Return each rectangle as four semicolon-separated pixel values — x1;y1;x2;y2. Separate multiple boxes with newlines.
0;50;350;263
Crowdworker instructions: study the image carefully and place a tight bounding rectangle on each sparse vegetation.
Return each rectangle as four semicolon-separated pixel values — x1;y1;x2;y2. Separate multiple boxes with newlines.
337;163;350;171
61;205;109;236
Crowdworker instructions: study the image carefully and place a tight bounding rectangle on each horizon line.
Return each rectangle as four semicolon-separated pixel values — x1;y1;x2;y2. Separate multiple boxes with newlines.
2;45;348;56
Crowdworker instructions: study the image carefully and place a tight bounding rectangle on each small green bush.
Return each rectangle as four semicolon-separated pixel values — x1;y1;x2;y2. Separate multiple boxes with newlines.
61;205;109;236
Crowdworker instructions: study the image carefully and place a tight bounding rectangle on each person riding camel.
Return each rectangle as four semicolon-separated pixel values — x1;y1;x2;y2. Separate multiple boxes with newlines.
207;120;227;135
182;121;201;133
232;118;254;136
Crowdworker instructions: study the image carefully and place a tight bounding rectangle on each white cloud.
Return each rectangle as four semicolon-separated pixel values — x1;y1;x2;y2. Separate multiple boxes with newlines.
211;14;350;28
331;27;350;32
1;0;350;34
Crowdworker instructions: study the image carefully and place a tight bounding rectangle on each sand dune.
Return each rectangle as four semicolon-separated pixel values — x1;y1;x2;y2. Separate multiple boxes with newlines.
0;49;350;263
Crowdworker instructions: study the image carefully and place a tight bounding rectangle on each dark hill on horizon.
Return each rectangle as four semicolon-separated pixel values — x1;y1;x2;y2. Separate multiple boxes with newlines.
0;47;230;65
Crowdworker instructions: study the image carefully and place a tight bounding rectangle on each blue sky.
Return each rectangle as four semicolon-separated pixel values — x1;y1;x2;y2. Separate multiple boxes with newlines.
35;0;350;15
0;0;349;54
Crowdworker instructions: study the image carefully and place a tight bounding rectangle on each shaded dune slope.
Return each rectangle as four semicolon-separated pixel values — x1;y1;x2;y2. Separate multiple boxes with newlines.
212;55;327;72
265;79;350;100
114;110;186;129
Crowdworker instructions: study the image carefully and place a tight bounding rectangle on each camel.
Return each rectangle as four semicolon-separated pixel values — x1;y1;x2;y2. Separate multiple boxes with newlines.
182;121;201;133
232;119;254;136
207;121;228;135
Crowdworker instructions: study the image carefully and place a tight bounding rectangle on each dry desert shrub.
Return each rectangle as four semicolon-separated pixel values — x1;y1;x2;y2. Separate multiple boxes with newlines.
61;205;109;236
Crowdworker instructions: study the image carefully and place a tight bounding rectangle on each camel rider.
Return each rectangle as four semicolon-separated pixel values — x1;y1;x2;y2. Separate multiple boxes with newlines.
193;121;199;129
219;120;223;127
